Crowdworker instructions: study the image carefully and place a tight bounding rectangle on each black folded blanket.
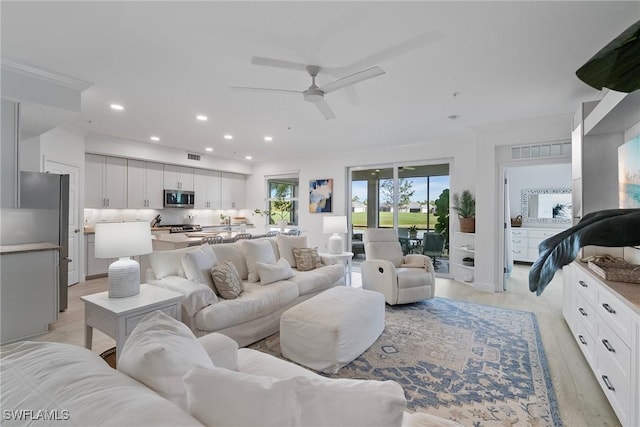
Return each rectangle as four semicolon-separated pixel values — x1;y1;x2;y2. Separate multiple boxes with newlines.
528;209;640;295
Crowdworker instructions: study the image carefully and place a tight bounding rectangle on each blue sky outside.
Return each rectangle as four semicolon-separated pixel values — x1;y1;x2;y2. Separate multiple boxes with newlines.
352;175;450;204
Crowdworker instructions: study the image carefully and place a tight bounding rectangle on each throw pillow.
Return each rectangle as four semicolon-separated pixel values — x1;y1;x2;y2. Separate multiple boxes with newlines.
156;276;217;317
211;260;243;299
183;365;407;427
256;257;295;285
276;235;308;268
181;244;218;290
117;311;214;411
149;246;198;279
242;239;277;282
293;247;323;271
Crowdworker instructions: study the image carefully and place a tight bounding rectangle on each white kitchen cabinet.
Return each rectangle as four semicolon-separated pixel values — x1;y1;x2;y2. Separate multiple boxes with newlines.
163;164;194;191
193;168;222;209
563;262;640;426
85;233;109;277
1;245;59;344
221;172;245;209
85;154;127;208
127;160;163;209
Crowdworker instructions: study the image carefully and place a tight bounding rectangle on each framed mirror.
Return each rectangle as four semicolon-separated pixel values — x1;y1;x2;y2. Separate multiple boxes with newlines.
521;188;572;224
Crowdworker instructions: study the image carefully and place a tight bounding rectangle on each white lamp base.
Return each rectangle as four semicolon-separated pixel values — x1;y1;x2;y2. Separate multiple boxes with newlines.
328;234;343;254
108;257;140;298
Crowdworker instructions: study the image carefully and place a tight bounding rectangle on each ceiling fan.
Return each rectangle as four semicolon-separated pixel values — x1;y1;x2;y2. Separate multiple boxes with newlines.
232;57;385;120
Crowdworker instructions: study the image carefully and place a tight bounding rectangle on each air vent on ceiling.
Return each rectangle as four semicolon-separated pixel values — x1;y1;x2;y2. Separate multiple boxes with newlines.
510;141;571;161
187;153;201;161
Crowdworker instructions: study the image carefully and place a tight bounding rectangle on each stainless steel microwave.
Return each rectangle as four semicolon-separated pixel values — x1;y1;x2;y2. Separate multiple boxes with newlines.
163;190;195;208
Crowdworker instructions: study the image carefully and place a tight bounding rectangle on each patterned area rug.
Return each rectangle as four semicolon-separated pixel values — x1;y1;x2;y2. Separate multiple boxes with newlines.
249;297;562;427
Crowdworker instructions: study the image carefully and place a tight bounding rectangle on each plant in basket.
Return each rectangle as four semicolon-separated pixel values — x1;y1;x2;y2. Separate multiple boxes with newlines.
452;190;476;233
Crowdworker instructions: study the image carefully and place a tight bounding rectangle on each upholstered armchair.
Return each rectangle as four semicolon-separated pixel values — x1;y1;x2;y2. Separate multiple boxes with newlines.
361;228;436;305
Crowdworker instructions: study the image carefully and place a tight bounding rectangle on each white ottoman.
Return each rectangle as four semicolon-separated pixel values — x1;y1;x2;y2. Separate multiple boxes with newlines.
280;286;385;374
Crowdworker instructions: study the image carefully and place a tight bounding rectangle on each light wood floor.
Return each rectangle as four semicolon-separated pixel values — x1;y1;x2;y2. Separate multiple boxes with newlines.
38;264;619;426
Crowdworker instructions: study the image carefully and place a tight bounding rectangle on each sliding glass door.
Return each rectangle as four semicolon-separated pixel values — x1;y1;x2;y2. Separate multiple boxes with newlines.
350;163;450;275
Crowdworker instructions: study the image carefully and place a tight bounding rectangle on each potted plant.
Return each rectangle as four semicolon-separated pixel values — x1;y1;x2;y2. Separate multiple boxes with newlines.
452;190;476;233
408;225;418;239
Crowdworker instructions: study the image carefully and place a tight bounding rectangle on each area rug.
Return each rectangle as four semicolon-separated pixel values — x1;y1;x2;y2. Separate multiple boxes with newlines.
249;297;562;427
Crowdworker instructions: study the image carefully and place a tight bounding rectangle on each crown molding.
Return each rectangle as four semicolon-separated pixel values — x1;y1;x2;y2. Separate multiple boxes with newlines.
2;59;92;92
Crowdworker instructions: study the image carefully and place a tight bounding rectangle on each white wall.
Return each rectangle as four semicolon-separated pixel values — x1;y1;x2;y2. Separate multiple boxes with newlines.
1;99;18;208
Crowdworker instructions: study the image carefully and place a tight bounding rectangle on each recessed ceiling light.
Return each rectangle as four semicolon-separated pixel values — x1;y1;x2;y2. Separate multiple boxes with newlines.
110;104;124;111
245;155;253;160
205;147;213;152
150;136;160;142
224;134;233;140
196;115;208;121
264;136;273;142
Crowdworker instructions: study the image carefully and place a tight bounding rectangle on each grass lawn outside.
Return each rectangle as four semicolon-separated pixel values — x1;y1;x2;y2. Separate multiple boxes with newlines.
351;212;438;230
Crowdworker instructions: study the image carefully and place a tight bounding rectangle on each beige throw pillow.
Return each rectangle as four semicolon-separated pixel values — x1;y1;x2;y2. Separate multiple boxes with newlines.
293;247;323;272
276;235;308;268
211;260;243;299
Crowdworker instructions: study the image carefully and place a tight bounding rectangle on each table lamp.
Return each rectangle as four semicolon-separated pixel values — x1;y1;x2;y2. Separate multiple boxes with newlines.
323;216;347;254
95;221;153;298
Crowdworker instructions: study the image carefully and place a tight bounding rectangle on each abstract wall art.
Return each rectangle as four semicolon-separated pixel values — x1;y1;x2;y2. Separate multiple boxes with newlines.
309;179;333;213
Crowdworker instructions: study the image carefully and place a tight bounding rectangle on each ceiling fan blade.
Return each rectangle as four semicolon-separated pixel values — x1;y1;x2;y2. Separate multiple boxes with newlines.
251;56;310;72
231;86;301;94
313;98;336;120
319;66;385;94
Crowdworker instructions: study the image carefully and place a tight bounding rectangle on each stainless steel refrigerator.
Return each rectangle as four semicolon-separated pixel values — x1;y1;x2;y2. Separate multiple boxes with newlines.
0;171;70;310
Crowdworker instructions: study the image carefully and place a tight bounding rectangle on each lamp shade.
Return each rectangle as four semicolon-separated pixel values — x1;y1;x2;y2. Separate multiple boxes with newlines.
323;216;347;234
95;221;152;259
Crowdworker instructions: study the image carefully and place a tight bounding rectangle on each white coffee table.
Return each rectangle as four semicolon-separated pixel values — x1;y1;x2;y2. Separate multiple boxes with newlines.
81;284;182;361
319;251;354;286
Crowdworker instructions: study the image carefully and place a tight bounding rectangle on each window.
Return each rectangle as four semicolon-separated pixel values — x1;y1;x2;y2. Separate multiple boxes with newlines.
265;176;298;226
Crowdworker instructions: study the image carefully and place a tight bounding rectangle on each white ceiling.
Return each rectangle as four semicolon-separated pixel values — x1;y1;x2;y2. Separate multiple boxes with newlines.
2;1;639;163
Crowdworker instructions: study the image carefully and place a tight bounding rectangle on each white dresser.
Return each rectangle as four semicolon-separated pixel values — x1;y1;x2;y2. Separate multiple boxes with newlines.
563;262;640;426
510;228;563;263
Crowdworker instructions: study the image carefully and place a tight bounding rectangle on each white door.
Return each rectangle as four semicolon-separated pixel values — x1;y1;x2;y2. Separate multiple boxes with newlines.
45;160;80;285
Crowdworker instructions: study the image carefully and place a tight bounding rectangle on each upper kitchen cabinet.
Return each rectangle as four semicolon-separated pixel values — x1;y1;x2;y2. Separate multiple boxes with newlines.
85;154;127;209
193;169;222;209
127;160;163;209
163;165;194;191
221;172;245;209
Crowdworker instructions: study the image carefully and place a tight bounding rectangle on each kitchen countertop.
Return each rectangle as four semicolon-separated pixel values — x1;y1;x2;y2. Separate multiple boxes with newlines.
0;242;61;255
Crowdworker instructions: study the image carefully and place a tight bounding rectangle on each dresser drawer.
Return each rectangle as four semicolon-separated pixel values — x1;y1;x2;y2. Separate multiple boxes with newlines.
597;286;634;344
574;290;596;337
598;320;631;377
573;318;596;367
511;237;527;248
596;329;631;426
125;304;178;335
510;229;528;238
574;267;598;305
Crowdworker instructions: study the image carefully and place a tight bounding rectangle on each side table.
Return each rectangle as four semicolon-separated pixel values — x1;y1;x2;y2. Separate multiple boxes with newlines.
320;251;354;286
81;284;183;362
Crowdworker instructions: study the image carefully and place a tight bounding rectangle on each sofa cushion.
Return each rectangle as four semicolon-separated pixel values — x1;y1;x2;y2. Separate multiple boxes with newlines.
182;244;218;290
117;311;214;410
209;242;249;280
150;275;216;317
288;263;344;295
257;257;295;285
183;365;407;427
211;260;243;299
149;246;198;279
194;281;299;332
276;234;308;268
242;239;277;282
367;241;404;267
293;247;323;271
1;341;202;426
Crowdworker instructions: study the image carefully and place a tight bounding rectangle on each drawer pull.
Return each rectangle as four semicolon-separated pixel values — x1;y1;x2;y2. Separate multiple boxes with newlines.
578;280;587;288
578;335;587;345
601;375;615;391
601;339;615;353
578;307;588;316
602;303;616;314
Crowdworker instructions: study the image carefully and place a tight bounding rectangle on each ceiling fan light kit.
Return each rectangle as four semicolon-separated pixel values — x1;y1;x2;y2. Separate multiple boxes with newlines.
232;57;385;120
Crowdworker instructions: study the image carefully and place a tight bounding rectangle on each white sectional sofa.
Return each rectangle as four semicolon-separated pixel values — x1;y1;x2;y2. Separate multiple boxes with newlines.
145;234;345;346
1;312;462;427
